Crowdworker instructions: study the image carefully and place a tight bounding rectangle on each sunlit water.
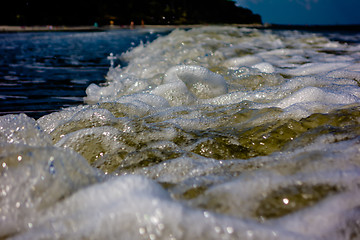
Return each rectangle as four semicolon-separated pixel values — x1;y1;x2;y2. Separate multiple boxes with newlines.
1;26;360;239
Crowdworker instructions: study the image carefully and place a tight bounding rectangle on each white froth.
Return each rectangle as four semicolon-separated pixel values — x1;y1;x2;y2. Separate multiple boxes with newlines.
9;175;312;240
116;93;170;108
252;62;275;73
275;86;360;109
81;27;360;120
221;55;263;69
150;65;229;106
151;81;197;106
285;62;350;76
2;26;360;239
0;144;100;238
163;65;228;99
0;114;52;146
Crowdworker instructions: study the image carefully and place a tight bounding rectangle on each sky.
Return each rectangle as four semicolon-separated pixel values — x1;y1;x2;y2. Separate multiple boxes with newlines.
235;0;360;25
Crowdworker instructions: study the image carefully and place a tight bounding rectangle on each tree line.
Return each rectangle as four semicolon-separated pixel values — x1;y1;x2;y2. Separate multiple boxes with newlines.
1;0;262;26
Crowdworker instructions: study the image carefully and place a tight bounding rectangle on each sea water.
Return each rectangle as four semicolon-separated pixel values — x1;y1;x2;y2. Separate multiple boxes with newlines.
0;29;169;118
1;26;360;239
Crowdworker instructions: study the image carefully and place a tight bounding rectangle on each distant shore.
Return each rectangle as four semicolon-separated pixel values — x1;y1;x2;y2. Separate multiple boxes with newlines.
0;24;264;33
1;24;359;33
0;25;106;32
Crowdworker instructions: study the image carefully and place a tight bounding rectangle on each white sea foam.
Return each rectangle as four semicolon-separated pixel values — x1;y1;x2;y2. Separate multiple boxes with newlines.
1;26;360;239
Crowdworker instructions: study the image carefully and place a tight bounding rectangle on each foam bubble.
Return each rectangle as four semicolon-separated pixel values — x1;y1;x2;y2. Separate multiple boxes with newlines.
285;62;350;76
151;81;197;106
252;62;275;73
0;114;52;146
275;86;360;109
0;144;100;238
8;175;312;240
221;55;263;69
163;65;228;99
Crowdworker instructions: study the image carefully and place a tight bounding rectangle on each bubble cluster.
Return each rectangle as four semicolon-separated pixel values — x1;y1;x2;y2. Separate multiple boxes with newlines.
1;26;360;239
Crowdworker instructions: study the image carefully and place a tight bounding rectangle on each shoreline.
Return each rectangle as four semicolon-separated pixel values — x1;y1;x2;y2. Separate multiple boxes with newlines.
1;23;359;33
0;25;106;32
0;24;265;33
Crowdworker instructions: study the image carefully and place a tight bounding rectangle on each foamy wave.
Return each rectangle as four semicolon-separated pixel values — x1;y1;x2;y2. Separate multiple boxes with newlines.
1;26;360;239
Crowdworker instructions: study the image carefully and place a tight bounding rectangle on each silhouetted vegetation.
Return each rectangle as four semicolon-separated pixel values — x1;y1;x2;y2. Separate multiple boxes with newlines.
1;0;262;26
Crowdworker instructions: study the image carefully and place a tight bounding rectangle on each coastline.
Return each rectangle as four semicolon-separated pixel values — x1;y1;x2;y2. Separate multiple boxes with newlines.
0;24;265;33
1;23;360;33
0;25;105;32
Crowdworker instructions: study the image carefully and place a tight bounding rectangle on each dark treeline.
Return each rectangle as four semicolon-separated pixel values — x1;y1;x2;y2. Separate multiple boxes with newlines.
1;0;262;26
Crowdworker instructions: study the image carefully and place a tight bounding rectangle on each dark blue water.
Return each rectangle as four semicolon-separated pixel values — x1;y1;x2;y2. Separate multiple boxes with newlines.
0;29;169;119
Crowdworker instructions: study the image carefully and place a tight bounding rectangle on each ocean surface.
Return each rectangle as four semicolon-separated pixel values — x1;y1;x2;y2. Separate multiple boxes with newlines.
1;26;360;239
0;29;170;118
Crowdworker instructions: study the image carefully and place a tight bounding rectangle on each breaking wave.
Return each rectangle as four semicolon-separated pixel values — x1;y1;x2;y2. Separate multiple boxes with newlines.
1;26;360;239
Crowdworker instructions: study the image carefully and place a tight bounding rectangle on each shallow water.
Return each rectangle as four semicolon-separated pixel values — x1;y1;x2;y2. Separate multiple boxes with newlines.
1;26;360;239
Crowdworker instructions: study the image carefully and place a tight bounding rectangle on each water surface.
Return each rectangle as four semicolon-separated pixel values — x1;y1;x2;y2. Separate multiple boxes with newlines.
0;29;168;118
1;26;360;240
